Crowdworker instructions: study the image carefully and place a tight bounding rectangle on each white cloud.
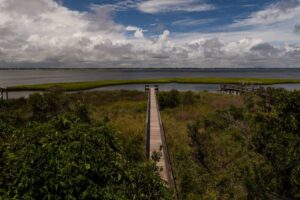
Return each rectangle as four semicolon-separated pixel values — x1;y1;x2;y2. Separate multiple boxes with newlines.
86;0;143;12
159;30;170;41
172;18;215;26
232;0;300;27
134;29;144;38
0;0;299;68
137;0;215;14
0;0;128;64
224;38;263;56
126;26;145;38
126;26;139;31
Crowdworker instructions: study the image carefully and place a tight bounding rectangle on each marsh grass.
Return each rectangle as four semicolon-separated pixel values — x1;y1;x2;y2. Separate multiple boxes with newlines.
70;90;148;162
7;77;300;91
160;90;300;199
160;92;248;199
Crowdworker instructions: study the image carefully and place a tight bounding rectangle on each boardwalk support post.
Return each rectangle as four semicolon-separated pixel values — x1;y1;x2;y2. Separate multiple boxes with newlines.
0;87;4;101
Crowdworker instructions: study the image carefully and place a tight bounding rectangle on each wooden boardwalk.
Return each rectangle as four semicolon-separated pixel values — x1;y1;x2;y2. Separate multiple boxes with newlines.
219;84;259;95
146;87;176;189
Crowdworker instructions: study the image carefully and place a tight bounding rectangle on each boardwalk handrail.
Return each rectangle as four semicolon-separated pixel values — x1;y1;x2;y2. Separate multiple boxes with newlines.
0;87;8;100
156;93;179;199
145;87;151;158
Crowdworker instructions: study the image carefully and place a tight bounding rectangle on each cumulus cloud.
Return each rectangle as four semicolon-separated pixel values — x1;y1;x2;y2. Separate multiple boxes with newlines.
0;0;128;64
250;43;281;57
137;0;215;14
0;0;299;68
126;26;145;38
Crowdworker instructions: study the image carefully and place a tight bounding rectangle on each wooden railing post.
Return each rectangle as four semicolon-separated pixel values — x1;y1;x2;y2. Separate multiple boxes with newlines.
0;88;3;101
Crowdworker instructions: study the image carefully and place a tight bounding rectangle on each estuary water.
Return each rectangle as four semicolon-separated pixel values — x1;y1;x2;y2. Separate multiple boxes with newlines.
1;68;300;99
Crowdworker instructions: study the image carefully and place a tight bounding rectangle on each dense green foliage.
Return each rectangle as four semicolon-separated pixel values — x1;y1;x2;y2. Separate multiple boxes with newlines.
7;78;300;91
0;92;171;199
160;89;300;199
2;87;300;199
158;90;181;110
158;90;198;110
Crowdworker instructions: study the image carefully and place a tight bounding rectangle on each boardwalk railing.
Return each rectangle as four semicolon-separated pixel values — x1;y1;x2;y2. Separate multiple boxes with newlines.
156;95;179;199
145;86;151;159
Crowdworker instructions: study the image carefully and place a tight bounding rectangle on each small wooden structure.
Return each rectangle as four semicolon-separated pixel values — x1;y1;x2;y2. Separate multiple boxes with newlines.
0;87;8;100
145;84;159;92
219;83;260;95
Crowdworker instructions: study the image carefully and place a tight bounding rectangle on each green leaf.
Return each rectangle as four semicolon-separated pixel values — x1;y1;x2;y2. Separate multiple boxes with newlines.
85;163;91;170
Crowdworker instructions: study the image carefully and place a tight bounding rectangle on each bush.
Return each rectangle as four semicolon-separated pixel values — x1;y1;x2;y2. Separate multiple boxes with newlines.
185;88;300;199
182;91;198;105
158;90;180;110
28;92;69;121
0;120;171;199
73;101;90;123
0;91;172;199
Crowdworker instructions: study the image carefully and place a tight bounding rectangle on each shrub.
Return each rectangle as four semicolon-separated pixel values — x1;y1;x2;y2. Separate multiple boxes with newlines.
158;90;180;110
28;92;69;121
0;120;171;199
73;101;90;123
182;91;198;105
0;91;172;199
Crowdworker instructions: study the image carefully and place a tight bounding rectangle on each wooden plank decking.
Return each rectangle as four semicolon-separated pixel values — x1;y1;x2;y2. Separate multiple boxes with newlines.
146;87;176;190
149;87;169;182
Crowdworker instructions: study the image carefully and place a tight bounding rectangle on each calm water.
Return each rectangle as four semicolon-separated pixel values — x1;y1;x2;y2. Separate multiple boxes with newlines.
1;68;300;99
7;83;300;99
1;68;300;87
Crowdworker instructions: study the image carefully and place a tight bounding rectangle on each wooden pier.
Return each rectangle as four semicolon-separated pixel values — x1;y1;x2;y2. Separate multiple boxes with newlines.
219;83;259;95
145;85;177;191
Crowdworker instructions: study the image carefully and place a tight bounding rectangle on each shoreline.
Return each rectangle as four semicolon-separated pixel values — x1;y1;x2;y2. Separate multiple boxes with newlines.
7;77;300;92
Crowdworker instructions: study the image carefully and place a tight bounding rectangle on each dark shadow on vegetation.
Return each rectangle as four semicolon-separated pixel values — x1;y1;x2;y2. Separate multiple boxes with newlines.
0;91;172;199
158;90;199;110
162;88;300;200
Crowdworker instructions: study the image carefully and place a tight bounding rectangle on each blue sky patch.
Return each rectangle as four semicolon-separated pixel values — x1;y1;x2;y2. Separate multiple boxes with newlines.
61;0;275;34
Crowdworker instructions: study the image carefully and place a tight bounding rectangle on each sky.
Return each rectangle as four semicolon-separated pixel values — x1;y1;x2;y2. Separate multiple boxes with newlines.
0;0;299;68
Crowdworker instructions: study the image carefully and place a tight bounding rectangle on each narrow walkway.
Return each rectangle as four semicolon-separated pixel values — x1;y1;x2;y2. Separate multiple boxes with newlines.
147;87;175;187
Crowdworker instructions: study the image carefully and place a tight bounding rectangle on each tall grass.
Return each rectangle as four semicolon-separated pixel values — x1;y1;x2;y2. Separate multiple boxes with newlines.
7;77;300;91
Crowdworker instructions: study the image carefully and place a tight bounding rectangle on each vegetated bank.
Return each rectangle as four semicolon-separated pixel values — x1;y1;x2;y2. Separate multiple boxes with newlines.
7;77;300;91
1;87;299;199
158;88;300;199
0;90;172;199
